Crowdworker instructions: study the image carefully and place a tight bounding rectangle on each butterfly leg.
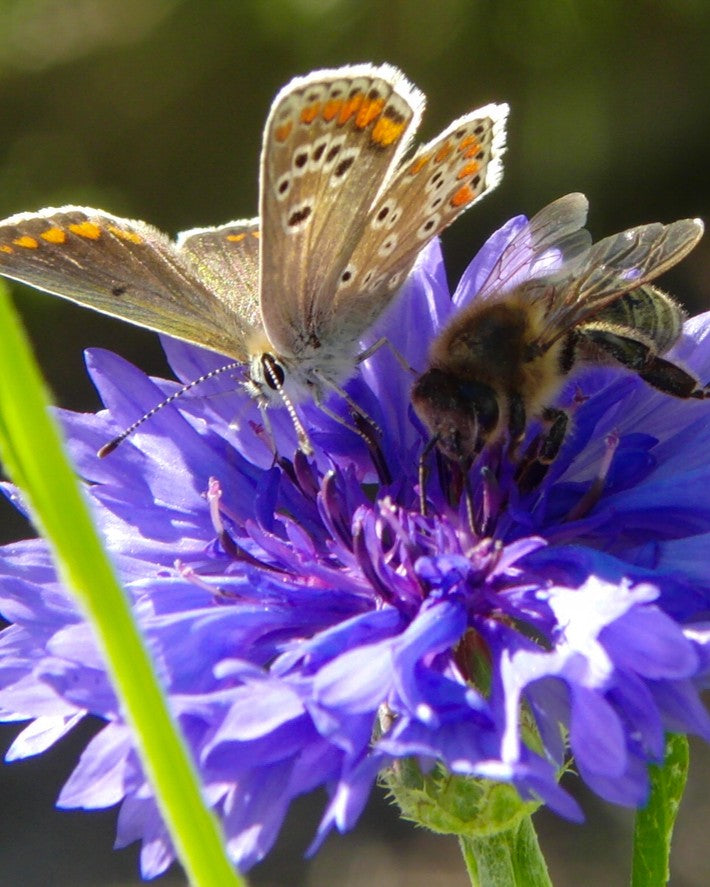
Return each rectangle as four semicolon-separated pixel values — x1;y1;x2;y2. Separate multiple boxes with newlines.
315;398;391;485
357;337;416;374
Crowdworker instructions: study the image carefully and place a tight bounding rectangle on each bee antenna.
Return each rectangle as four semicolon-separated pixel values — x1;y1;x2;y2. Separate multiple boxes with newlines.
97;362;241;458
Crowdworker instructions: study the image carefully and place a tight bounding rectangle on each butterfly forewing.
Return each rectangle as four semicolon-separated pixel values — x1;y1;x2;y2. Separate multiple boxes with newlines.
0;207;252;360
259;63;425;356
177;218;261;326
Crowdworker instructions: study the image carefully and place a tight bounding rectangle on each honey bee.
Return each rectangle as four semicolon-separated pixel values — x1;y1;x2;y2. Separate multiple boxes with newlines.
411;193;705;493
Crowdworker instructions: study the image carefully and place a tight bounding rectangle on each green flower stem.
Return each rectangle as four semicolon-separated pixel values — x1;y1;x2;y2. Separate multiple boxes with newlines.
384;755;551;887
0;286;244;887
459;816;552;887
631;733;689;887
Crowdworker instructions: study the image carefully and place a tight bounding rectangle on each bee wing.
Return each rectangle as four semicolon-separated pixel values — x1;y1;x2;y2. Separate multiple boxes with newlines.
259;64;425;356
531;217;705;349
0;207;256;361
325;103;509;342
472;193;592;303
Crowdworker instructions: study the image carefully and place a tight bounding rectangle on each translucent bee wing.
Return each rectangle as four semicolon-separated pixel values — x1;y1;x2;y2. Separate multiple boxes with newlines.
0;207;254;361
533;217;705;348
473;193;592;303
258;63;425;356
177;218;261;326
325;103;509;344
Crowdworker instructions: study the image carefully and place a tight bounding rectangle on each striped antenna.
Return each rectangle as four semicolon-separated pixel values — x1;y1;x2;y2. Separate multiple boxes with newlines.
97;362;241;457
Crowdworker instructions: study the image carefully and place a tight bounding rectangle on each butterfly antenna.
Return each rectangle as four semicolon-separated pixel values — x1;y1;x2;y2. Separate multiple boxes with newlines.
97;362;241;458
261;356;313;455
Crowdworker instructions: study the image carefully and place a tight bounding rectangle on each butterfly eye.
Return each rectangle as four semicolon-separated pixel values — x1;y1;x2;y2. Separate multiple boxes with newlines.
261;354;286;390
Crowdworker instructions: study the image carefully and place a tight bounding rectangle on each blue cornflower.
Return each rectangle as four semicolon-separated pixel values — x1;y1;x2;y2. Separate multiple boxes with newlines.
1;213;710;879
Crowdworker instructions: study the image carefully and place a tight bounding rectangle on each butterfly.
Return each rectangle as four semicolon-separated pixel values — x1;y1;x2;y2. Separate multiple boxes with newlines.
0;63;508;452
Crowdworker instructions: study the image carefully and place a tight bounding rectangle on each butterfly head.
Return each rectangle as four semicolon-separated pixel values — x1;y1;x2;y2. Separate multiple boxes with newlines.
244;350;288;404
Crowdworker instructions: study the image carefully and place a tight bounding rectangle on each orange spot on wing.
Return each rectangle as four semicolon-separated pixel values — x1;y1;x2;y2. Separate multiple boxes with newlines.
408;154;430;175
0;244;13;254
274;120;293;143
464;144;484;159
251;230;260;238
69;221;101;240
300;102;320;124
338;92;364;124
457;160;480;179
227;233;247;242
355;97;385;129
371;115;406;147
434;142;453;163
450;184;475;208
108;225;142;244
13;235;39;249
322;98;343;121
457;134;480;153
40;227;67;244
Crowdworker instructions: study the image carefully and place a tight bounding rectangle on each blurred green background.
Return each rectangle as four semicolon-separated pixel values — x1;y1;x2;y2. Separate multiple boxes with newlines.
0;1;708;884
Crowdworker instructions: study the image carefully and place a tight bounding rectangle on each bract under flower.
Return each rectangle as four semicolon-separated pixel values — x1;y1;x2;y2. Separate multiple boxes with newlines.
1;217;710;878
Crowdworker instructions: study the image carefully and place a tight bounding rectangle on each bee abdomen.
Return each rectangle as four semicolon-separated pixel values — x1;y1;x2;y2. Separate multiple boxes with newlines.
593;284;684;355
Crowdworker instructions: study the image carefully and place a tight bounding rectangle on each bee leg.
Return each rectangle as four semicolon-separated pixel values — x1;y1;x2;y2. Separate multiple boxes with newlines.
515;407;568;491
418;435;446;515
580;327;709;399
506;392;527;459
638;356;710;399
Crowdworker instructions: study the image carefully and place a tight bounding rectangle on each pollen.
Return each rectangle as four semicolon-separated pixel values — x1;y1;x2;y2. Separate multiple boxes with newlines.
457;160;480;179
40;227;67;244
450;184;475;208
107;225;142;244
69;221;101;240
371;115;406;147
13;235;39;249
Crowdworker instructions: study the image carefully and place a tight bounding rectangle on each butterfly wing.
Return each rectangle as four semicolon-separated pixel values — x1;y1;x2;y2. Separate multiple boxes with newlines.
328;103;509;341
258;63;425;356
177;217;260;326
0;207;256;361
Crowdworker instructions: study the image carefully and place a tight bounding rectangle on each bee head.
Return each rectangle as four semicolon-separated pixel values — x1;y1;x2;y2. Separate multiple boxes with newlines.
412;368;499;463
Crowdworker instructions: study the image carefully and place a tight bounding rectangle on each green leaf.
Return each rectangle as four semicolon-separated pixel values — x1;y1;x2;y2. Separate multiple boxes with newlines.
631;733;689;887
0;284;244;887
